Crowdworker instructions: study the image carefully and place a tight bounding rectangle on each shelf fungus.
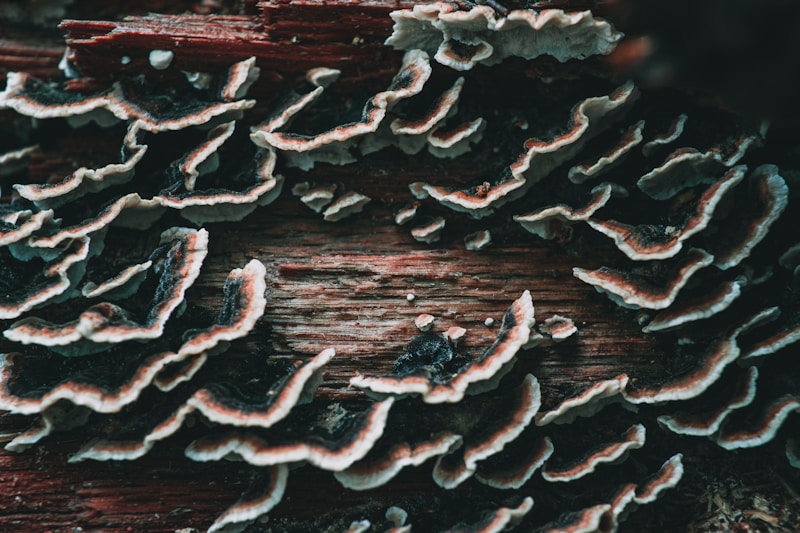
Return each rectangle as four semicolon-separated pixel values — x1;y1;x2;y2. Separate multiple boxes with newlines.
0;145;38;177
421;82;638;218
431;374;540;489
336;374;540;491
640;279;744;333
251;50;433;170
0;60;256;131
539;314;577;341
474;435;554;490
715;395;800;451
68;348;333;462
5;227;208;354
641;114;687;157
535;375;629;426
622;308;777;404
635;132;762;201
207;465;289;533
657;366;759;437
340;497;533;533
568;120;645;184
514;182;616;241
0;257;267;416
586;165;746;261
536;452;684;533
80;259;153;300
390;76;464;137
385;3;622;70
573;248;715;310
541;424;646;483
1;1;799;531
292;181;337;213
0;207;54;246
410;216;446;243
12;121;148;208
0;235;91;319
185;398;395;471
444;497;533;533
350;290;535;403
706;164;789;270
464;229;491;251
709;332;800;452
323;191;372;222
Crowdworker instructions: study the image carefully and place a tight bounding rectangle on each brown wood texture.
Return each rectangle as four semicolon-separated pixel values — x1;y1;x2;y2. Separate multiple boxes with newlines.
195;160;669;399
60;3;411;88
1;1;799;532
0;152;793;532
0;35;63;86
0;181;681;531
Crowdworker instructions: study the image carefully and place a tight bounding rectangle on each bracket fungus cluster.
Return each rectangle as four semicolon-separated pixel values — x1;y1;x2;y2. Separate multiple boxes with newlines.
1;0;799;531
385;2;622;71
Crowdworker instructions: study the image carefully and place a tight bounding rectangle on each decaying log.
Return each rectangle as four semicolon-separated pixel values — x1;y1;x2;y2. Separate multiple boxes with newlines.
1;1;799;532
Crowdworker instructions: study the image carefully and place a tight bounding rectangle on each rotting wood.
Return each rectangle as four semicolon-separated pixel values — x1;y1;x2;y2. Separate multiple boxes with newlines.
0;157;794;532
1;1;799;531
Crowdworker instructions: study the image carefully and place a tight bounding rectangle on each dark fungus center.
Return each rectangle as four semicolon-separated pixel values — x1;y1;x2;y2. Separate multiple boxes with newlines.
392;332;456;376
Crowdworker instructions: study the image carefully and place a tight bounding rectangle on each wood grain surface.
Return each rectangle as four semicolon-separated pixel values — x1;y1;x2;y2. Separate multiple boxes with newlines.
1;1;798;531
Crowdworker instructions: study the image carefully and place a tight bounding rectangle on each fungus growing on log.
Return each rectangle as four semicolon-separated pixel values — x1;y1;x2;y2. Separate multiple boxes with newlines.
1;1;799;531
390;76;464;136
420;81;638;218
337;372;543;492
444;497;533;533
539;314;577;341
250;50;432;170
641;114;687;157
514;183;615;241
322;191;371;222
622;308;778;404
474;435;554;489
541;424;646;482
0;64;256;130
573;248;715;310
185;399;395;471
431;374;540;489
657;366;758;437
0;235;90;319
293;182;337;213
0;258;268;417
568;120;645;183
5;227;208;352
410;216;446;243
80;259;153;300
350;291;534;403
635;133;762;200
12;121;148;207
207;464;288;533
641;279;744;333
385;3;622;70
536;375;629;426
586;165;746;260
464;229;491;251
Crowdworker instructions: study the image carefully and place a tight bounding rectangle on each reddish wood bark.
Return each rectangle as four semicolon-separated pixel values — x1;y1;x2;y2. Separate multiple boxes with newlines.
1;1;799;532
